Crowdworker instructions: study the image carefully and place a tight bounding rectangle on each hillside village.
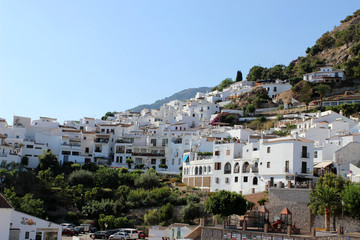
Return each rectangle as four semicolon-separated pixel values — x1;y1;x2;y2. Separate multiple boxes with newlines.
2;8;360;240
1;64;360;195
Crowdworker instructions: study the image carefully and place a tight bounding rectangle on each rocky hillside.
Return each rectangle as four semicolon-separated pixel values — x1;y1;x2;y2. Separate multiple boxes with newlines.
128;87;211;112
309;11;360;65
245;9;360;84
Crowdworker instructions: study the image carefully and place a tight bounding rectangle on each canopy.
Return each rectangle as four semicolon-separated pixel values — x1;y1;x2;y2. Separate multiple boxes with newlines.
182;155;189;162
314;161;333;169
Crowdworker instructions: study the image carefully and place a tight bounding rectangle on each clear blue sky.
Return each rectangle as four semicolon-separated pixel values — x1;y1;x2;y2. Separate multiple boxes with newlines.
1;1;359;124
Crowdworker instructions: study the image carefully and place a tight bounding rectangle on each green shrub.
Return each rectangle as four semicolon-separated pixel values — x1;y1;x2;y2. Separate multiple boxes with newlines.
68;170;94;187
134;172;160;189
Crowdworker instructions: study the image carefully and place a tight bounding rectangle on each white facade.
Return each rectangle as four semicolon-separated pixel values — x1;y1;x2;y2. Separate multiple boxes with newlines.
0;207;62;240
303;66;346;83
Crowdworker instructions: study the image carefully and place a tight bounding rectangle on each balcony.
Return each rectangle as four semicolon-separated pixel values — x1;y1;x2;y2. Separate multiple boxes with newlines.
301;152;310;158
197;155;212;160
301;168;310;174
132;152;165;157
95;139;109;144
61;143;81;147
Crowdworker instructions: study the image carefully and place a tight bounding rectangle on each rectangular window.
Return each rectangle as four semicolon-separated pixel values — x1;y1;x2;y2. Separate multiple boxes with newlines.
215;162;221;170
215;151;220;156
120;156;123;163
235;176;238;182
72;151;79;156
225;178;229;184
150;139;157;146
314;151;318;158
302;146;308;158
267;147;270;153
226;150;230;155
302;161;307;173
172;158;174;165
26;145;34;149
151;159;156;164
285;161;289;172
215;178;220;184
243;176;248;182
267;162;270;168
85;147;89;153
178;158;181;165
25;232;30;239
62;151;71;155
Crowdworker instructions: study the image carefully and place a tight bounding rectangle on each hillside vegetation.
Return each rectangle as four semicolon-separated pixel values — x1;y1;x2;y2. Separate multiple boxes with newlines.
244;9;360;85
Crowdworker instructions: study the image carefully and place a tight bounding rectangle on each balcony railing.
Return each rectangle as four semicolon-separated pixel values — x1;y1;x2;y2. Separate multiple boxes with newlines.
61;143;81;147
132;152;165;157
197;155;212;160
301;168;310;174
301;152;310;158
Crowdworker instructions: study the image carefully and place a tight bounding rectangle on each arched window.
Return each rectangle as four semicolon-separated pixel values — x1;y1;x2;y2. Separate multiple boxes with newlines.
224;162;231;174
199;166;203;175
242;162;250;173
208;166;211;172
195;166;198;175
253;177;258;185
234;162;240;173
203;165;206;173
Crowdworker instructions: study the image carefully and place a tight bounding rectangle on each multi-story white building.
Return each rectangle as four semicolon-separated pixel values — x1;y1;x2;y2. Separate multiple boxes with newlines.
182;134;315;195
303;66;346;83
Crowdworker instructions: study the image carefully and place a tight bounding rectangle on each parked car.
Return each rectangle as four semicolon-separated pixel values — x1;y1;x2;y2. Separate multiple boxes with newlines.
90;231;111;239
109;232;130;240
106;229;121;235
62;228;75;236
61;223;76;228
118;228;139;239
137;230;146;239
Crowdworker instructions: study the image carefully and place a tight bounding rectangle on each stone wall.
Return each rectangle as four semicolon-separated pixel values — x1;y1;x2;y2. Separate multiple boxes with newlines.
314;215;360;233
267;188;312;233
201;227;360;240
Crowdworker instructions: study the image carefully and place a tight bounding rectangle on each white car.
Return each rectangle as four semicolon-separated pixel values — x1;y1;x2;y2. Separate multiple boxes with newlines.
109;232;130;240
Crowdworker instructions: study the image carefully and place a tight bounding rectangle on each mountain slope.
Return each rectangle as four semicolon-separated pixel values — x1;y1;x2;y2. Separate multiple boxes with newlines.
127;87;211;112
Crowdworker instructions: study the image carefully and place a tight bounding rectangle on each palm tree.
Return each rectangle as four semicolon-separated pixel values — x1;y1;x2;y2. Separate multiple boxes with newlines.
308;186;341;231
314;84;332;109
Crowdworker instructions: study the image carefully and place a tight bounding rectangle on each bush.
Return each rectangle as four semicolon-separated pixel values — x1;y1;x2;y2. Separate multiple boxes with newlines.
187;194;200;204
144;203;174;226
170;178;182;183
98;214;135;230
158;164;168;170
68;170;94;187
81;162;99;172
93;168;119;188
179;202;202;224
134;172;160;189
